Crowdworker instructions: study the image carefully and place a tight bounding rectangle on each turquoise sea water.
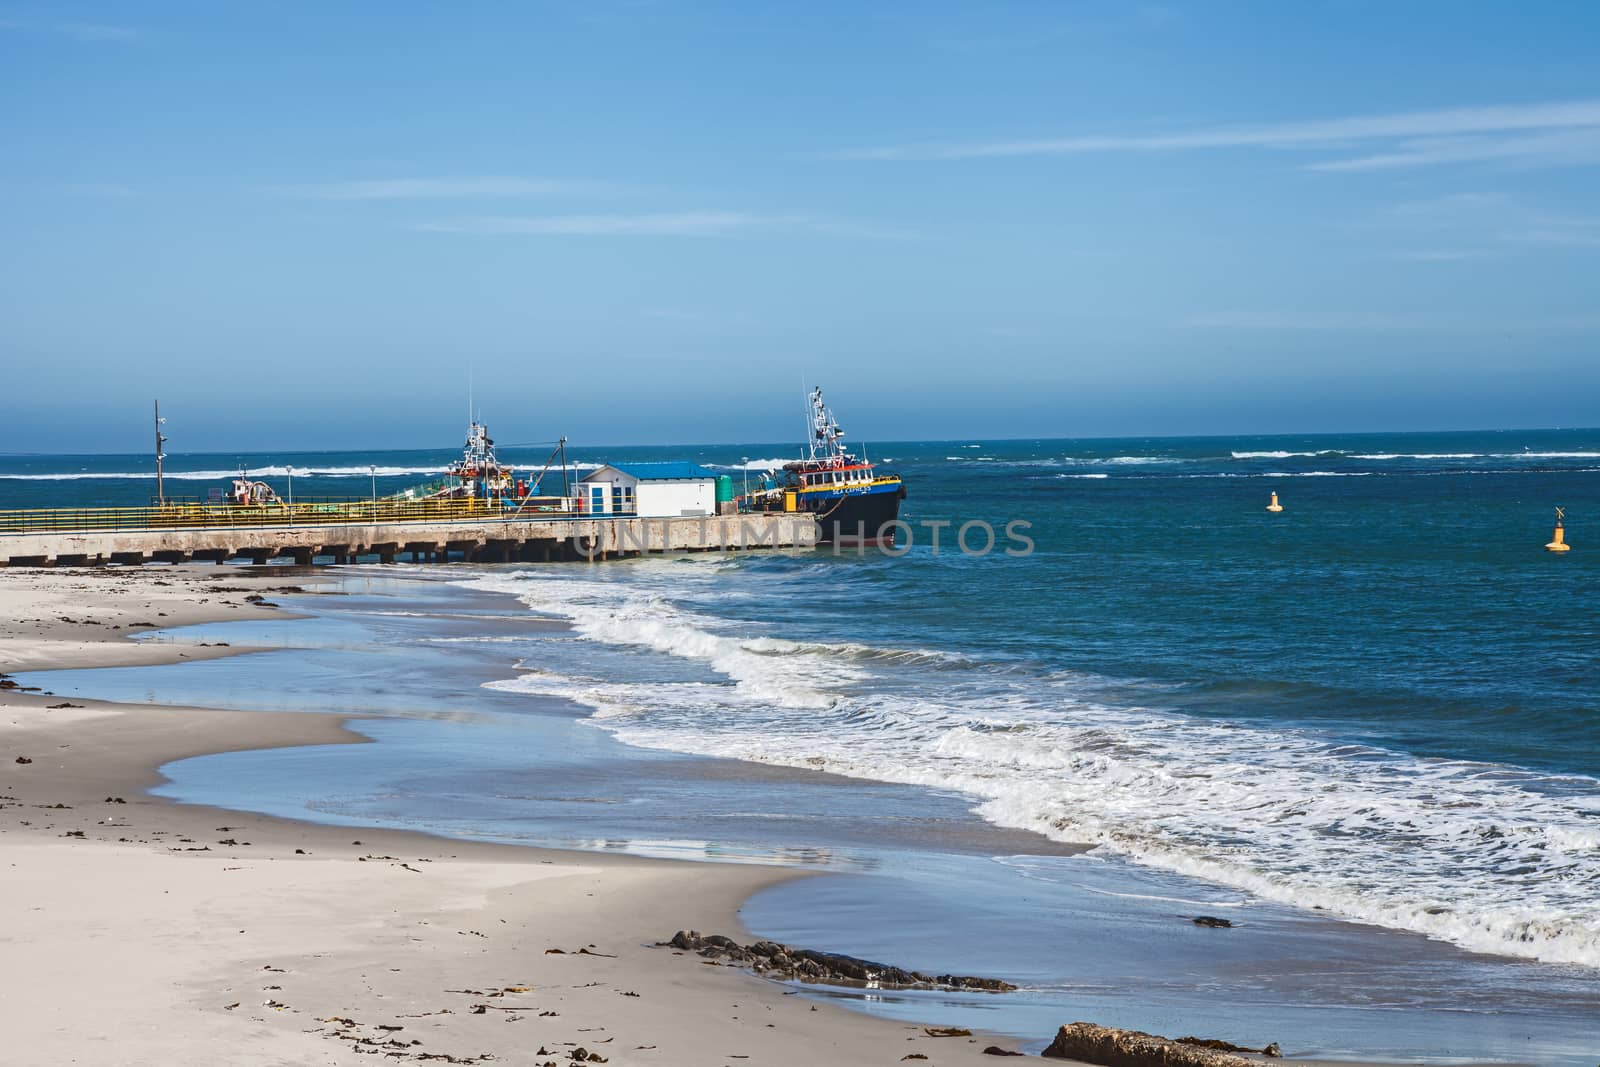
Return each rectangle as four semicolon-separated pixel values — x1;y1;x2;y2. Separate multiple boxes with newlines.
7;428;1599;1060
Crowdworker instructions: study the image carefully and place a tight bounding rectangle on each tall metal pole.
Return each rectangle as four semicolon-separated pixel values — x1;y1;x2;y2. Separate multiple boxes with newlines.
559;437;569;499
154;400;168;507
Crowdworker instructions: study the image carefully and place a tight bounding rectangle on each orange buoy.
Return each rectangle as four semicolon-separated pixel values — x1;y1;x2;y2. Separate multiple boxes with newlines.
1266;492;1283;513
1546;507;1571;552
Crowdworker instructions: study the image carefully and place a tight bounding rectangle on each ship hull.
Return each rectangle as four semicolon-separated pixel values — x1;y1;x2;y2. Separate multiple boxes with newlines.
802;483;905;545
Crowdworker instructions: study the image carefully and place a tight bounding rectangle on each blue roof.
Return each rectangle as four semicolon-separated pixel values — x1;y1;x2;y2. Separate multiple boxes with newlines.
589;461;717;481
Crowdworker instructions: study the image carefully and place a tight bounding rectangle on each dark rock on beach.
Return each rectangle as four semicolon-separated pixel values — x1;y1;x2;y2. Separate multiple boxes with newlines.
663;930;1017;993
1192;916;1234;928
1043;1022;1271;1066
1177;1036;1280;1057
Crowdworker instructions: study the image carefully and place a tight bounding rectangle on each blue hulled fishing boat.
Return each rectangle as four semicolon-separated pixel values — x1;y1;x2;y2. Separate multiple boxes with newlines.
753;388;905;546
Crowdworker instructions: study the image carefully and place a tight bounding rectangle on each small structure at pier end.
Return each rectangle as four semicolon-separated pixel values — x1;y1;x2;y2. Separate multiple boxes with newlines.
580;463;718;517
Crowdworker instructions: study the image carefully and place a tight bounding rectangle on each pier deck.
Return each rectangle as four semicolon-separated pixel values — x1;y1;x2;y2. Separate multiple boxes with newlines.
0;500;816;566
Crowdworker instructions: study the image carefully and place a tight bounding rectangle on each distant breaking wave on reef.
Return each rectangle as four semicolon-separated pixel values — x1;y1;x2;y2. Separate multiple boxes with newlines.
705;457;799;471
0;465;452;481
938;449;1600;471
468;562;1600;969
6;438;1600;484
1230;450;1345;459
0;462;612;482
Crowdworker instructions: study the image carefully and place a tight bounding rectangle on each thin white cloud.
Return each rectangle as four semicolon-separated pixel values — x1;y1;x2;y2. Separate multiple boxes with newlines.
1389;249;1490;263
1188;309;1600;332
273;177;615;200
642;308;710;322
1389;191;1514;217
0;19;139;41
64;182;137;198
1512;228;1600;249
418;212;761;236
834;99;1600;172
1187;310;1427;331
1387;191;1600;251
417;211;912;239
1310;129;1600;172
58;22;138;41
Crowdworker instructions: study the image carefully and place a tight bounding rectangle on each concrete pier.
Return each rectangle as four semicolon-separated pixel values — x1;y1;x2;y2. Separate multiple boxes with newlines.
0;514;816;567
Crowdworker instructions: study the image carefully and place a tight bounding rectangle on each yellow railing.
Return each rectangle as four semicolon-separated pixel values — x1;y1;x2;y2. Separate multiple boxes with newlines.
0;496;582;534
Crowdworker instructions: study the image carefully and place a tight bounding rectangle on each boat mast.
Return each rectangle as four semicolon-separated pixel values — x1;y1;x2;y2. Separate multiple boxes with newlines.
153;399;168;507
807;387;845;465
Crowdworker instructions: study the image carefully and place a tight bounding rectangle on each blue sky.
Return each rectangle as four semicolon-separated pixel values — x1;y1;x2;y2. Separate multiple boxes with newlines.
3;1;1599;452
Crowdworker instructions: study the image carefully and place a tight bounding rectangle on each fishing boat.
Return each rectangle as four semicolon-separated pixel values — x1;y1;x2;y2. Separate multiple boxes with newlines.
393;418;574;510
442;419;515;500
395;419;521;502
225;474;281;507
750;388;906;545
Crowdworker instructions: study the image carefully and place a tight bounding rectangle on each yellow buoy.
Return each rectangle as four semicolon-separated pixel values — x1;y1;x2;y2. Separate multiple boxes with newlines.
1266;492;1283;513
1546;506;1570;552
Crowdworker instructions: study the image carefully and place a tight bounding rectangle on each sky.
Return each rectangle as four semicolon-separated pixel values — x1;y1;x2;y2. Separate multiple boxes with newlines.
3;1;1599;453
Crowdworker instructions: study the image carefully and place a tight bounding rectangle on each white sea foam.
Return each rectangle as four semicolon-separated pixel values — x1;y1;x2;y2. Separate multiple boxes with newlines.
1230;450;1343;459
1;464;451;481
465;565;1600;969
1099;456;1182;465
1342;451;1597;461
993;857;1251;908
470;567;853;710
707;457;797;471
1504;451;1600;459
988;456;1189;470
1351;453;1482;460
1261;470;1374;477
946;455;1189;467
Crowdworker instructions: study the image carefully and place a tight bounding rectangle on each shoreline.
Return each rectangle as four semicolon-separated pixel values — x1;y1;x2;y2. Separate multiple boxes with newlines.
0;565;1025;1065
0;563;1537;1067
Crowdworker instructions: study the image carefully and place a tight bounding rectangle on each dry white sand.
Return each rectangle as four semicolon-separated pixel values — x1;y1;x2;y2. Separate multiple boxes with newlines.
0;566;1027;1066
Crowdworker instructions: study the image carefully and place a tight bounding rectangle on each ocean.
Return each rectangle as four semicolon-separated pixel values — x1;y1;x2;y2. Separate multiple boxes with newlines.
7;428;1599;1062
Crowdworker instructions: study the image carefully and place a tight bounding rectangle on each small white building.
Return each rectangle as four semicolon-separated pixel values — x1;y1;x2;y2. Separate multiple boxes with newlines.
579;462;718;518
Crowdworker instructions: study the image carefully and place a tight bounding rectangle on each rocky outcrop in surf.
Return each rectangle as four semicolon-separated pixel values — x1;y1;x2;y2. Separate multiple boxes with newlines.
661;930;1016;992
1042;1022;1280;1064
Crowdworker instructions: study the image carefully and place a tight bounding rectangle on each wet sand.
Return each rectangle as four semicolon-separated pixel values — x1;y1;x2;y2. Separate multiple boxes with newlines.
0;566;1025;1066
0;563;1496;1067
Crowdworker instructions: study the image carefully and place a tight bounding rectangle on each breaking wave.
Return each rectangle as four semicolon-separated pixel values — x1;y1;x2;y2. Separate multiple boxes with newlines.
1231;450;1345;459
1351;453;1482;461
467;563;1600;969
1;465;451;481
2;461;611;482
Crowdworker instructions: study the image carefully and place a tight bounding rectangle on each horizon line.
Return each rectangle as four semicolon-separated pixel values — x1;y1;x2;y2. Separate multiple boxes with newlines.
7;423;1598;460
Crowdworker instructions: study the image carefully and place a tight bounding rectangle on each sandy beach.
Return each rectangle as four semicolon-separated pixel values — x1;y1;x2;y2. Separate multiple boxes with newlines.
10;4;1600;1061
0;566;1023;1066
